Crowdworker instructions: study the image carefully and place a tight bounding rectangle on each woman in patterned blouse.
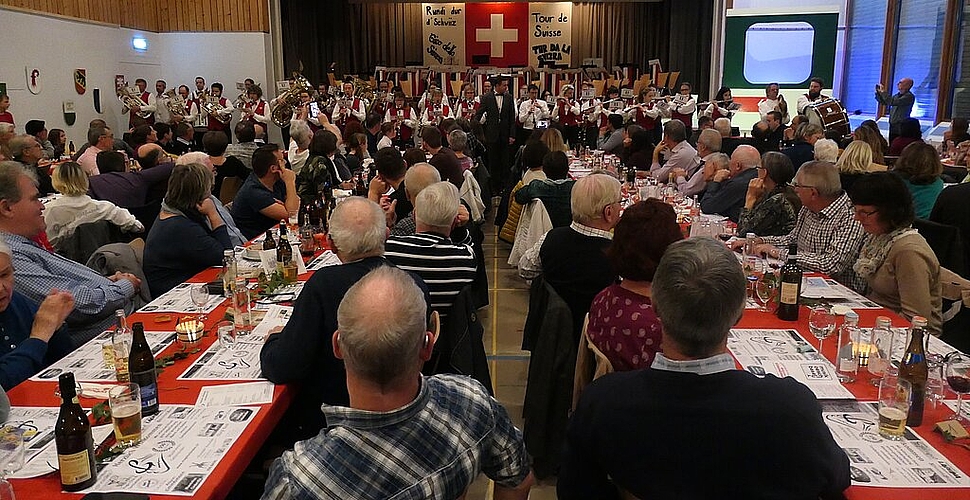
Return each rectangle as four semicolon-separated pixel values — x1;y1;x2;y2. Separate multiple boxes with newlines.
737;151;801;237
585;199;683;371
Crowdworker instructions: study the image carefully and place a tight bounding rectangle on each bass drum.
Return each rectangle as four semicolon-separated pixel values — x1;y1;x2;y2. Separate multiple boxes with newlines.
806;99;850;139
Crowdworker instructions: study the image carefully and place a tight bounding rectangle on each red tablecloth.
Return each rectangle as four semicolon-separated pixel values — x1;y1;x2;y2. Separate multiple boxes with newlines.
738;308;970;499
7;266;305;499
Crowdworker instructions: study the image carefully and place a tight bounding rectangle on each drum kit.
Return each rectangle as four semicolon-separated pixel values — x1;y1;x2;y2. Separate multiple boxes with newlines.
804;98;851;138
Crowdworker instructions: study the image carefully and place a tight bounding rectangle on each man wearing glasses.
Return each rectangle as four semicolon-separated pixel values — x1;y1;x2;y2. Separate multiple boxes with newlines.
746;161;868;292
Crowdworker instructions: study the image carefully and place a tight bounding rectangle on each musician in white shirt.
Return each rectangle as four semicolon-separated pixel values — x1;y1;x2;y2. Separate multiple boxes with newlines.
418;84;451;113
420;89;454;130
701;87;739;122
172;85;199;126
796;77;830;116
518;84;550;133
579;81;603;149
668;82;697;132
241;85;272;126
384;92;418;149
153;80;172;124
455;83;481;121
757;82;789;123
122;78;157;128
192;76;207;101
332;81;368;131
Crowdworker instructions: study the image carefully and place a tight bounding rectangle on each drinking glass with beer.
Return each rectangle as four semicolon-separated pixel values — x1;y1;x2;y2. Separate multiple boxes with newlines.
877;377;911;441
108;383;143;448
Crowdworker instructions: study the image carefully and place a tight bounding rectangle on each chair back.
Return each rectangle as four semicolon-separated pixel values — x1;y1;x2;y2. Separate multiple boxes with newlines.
219;176;244;205
572;314;614;410
423;286;493;395
914;218;966;277
53;220;129;265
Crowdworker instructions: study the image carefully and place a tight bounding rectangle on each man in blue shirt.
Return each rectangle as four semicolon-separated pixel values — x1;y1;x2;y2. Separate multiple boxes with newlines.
0;239;75;390
0;162;140;346
230;144;299;240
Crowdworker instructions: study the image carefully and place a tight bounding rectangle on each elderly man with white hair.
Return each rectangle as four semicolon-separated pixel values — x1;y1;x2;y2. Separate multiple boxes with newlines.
519;173;622;332
390;162;441;236
261;196;431;446
176;152;245;246
261;266;534;500
0;238;75;390
814;138;839;163
386;182;476;316
287;120;313;174
671;128;721;197
700;144;761;222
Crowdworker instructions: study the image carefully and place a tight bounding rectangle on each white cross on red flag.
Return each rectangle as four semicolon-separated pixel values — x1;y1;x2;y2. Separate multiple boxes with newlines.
464;2;529;67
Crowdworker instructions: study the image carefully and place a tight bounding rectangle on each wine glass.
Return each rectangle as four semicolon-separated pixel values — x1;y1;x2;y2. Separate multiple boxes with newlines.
754;272;779;313
944;352;970;422
189;283;210;323
867;322;896;386
0;426;25;500
808;305;837;355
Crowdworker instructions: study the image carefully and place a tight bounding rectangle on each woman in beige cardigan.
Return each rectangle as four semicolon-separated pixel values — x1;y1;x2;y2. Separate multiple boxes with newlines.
848;172;942;333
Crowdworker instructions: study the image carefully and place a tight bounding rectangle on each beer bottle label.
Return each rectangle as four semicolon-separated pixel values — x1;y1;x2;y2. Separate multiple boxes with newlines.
58;450;92;485
132;371;159;409
780;282;799;304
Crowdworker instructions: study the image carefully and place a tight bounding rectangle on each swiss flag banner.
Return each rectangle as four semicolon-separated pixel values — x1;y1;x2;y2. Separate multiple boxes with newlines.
465;2;529;67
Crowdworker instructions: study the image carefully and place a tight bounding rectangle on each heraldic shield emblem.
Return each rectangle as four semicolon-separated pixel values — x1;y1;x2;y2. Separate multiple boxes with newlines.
74;69;87;95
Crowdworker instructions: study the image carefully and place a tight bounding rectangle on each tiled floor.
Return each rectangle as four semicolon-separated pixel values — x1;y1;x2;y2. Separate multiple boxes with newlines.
465;215;559;500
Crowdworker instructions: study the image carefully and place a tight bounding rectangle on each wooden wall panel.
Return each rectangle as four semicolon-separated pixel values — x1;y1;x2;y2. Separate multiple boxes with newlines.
0;0;268;32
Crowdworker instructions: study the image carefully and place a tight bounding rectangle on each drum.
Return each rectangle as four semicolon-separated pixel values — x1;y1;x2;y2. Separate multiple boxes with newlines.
806;99;850;138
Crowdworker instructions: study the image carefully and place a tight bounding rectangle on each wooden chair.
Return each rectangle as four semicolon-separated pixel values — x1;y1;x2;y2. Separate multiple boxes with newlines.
219;176;244;206
572;314;614;410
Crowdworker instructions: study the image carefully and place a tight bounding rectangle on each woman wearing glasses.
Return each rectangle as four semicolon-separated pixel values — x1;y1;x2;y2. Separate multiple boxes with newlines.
737;152;800;237
848;172;942;333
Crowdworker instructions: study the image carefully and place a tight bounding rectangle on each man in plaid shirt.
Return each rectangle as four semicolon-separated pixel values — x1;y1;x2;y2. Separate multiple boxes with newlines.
261;266;534;500
748;161;868;292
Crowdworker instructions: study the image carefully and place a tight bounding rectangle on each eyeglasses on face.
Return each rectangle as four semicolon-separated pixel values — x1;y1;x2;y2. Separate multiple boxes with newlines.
853;207;879;218
788;181;815;190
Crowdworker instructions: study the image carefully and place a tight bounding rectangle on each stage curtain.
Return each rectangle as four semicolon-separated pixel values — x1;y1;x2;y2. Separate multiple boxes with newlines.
281;0;713;91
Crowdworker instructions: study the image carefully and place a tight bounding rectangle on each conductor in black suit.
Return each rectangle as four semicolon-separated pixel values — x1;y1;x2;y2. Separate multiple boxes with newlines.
475;76;517;195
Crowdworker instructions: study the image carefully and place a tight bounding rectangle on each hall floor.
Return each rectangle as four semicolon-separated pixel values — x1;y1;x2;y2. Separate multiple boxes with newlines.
465;214;558;499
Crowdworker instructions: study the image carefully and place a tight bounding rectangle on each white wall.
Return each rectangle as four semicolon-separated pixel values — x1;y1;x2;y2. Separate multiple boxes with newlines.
0;8;278;147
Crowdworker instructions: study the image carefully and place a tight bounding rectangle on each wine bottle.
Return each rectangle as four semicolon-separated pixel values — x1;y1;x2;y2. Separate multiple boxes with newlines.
777;244;802;321
128;322;159;416
55;372;97;491
262;229;277;251
111;309;132;383
899;316;929;426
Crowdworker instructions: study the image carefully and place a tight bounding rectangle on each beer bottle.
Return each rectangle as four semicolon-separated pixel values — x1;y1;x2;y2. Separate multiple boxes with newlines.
899;316;929;426
277;221;297;282
55;372;97;491
262;229;277;251
128;322;159;416
354;170;368;197
68;141;76;157
777;244;802;321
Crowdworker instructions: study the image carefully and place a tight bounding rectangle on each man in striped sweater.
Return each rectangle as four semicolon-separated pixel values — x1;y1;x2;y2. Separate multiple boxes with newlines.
385;182;477;316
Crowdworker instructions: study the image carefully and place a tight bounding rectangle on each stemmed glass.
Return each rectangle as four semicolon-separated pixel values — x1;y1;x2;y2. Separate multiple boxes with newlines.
944;352;970;422
189;283;210;323
0;426;25;500
808;305;837;356
754;272;779;313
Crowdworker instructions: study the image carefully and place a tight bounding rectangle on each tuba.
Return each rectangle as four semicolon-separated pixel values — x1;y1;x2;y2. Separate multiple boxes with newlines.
270;73;314;128
198;90;230;124
162;89;186;119
350;76;377;110
118;84;153;119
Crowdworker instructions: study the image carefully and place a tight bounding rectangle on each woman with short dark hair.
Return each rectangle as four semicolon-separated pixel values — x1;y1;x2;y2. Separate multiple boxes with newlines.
894;141;943;218
737;152;801;237
848;171;942;333
202;130;247;199
143;162;233;297
585;199;683;371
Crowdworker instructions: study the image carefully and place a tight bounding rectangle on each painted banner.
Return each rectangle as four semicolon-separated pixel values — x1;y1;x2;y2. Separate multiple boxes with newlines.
528;2;572;68
422;3;465;66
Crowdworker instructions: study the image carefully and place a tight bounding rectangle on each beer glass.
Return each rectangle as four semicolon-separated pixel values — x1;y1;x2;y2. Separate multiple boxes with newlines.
877;377;911;440
108;383;143;448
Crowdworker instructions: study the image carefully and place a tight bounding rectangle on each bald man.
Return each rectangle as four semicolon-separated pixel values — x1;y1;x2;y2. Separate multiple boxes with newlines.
700;145;762;223
875;77;914;143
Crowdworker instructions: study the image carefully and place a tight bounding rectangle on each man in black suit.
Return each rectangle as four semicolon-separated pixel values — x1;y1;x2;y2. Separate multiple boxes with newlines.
475;76;516;195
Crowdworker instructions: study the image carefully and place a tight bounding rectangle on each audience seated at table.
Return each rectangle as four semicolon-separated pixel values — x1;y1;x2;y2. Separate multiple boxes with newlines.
848;172;943;333
389;163;441;237
782;122;824;171
135;143;168;171
893;142;944;219
386;182;476;316
128;124;156;153
519;173;622;337
286;121;313;175
749;161;868;292
261;266;533;500
650;119;698;182
43;161;144;248
297;129;351;203
814;138;840;163
624;129;653;173
202;131;249;202
587;199;682;372
88;151;174;210
230;144;299;240
260;197;430;445
540;127;569;154
514;150;575;228
0;162;142;346
448;129;475;173
945;117;970;146
71;119;137;164
0;240;74;390
835;141;879;192
737;151;800;237
853;121;889;165
9;134;54;195
888;117;924;156
713;117;744;158
422;128;464;188
672;129;722;197
225;121;261;171
596;114;626;156
559;238;850;499
368;147;413;225
143;162;235;297
700;144;761;222
174;152;245;247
